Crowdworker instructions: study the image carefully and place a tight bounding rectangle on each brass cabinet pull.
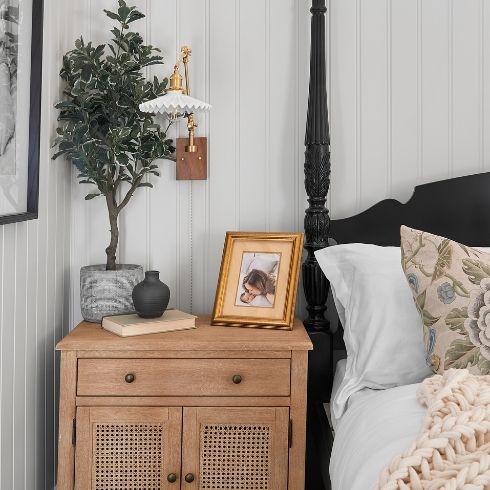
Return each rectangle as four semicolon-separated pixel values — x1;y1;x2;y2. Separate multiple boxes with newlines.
232;374;242;384
124;373;135;383
184;473;195;483
167;473;177;483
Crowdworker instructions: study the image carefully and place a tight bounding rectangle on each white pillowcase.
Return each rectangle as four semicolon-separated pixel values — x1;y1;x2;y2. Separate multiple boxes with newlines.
315;244;433;420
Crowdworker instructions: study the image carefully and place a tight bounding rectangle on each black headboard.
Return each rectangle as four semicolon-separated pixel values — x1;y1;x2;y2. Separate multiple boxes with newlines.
305;170;490;404
331;172;490;247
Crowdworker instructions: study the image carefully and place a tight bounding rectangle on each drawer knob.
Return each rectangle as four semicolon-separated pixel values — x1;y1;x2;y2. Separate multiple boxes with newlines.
232;374;242;384
167;473;177;483
184;473;195;483
125;373;135;383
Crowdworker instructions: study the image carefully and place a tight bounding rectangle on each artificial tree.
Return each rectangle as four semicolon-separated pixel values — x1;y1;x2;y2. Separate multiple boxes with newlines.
53;0;174;270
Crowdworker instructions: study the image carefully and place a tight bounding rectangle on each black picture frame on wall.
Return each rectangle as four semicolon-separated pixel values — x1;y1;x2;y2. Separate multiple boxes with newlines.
0;0;43;226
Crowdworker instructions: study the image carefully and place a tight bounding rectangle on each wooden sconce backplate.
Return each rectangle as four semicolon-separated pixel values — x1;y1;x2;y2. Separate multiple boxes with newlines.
176;137;207;180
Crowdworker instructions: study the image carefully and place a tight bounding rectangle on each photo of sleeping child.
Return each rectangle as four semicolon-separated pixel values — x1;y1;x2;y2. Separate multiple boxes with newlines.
235;252;280;308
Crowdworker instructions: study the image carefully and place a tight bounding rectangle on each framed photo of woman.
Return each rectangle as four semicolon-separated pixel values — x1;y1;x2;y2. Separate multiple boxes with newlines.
212;232;304;330
0;0;43;225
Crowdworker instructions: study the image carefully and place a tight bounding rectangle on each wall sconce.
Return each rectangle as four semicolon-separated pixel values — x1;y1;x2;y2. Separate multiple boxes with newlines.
139;46;211;180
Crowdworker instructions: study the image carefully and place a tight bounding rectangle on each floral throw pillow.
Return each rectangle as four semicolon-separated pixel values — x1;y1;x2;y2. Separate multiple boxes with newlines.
400;225;490;375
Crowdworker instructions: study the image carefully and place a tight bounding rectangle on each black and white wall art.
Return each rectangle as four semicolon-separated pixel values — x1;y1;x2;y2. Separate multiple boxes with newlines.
0;0;42;225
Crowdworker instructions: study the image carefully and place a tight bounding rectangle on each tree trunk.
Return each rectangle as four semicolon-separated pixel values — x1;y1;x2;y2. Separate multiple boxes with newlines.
105;190;119;271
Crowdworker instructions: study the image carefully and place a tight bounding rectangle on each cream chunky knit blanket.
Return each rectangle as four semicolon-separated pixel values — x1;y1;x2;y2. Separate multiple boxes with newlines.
377;369;490;490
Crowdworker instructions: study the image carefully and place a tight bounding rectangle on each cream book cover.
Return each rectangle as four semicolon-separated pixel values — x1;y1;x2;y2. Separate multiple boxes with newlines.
102;309;197;337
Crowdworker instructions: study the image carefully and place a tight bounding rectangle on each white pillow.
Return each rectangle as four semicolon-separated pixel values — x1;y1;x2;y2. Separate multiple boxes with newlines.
315;244;433;419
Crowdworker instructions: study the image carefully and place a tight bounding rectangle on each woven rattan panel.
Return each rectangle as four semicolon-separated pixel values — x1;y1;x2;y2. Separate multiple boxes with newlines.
200;424;272;490
93;423;163;489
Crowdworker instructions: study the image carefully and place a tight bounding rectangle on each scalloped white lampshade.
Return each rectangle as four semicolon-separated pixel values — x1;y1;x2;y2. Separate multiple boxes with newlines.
139;92;211;115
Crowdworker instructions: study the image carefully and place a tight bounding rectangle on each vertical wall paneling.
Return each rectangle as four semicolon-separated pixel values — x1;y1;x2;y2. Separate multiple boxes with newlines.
180;0;208;313
70;0;310;318
0;0;72;486
420;0;450;181
1;226;15;489
13;223;27;490
329;0;358;218
238;0;267;231
269;0;297;232
2;0;490;486
69;1;490;316
359;0;389;210
206;0;239;309
484;1;490;170
147;0;179;311
390;0;418;200
452;0;481;177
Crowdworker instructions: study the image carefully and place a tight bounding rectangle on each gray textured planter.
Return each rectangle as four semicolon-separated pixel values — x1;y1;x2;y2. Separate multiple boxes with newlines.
80;264;144;322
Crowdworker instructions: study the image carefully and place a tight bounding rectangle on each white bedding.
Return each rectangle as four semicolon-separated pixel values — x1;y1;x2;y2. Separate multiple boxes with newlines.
329;383;426;490
329;358;347;431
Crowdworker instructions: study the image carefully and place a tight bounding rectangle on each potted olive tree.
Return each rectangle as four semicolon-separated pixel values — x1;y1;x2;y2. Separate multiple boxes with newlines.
53;1;174;322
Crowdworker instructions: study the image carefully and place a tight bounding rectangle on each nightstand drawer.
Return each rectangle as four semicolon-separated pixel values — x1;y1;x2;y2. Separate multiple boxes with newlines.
77;358;291;397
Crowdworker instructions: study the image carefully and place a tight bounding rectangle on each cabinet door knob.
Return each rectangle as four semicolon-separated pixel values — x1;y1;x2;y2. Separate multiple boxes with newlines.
232;374;242;384
125;373;135;383
167;473;177;483
184;473;195;483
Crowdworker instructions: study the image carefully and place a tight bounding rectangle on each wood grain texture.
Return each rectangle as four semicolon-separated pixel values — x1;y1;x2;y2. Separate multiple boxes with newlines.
75;407;90;490
57;351;77;490
289;351;308;490
57;319;310;488
56;316;312;352
176;137;207;180
76;349;291;359
76;396;291;407
77;358;291;397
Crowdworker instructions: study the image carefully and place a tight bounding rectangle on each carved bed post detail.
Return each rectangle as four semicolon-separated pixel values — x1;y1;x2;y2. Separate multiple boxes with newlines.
303;0;331;332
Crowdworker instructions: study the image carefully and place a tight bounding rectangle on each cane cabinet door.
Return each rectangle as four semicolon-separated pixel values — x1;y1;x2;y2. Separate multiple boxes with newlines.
75;407;182;490
182;407;289;490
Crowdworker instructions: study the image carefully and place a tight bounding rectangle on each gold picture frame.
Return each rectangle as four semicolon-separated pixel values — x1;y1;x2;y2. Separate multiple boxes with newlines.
212;232;304;330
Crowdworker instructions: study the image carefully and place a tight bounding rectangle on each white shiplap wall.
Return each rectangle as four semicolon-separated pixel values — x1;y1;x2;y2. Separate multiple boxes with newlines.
329;0;490;218
0;0;72;488
0;1;489;487
70;0;311;324
70;1;490;322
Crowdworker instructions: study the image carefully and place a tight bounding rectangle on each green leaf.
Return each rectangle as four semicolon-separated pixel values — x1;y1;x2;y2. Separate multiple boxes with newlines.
462;258;490;285
422;309;440;328
415;290;426;310
458;243;471;257
80;66;92;83
84;193;100;200
444;338;480;369
445;307;468;335
103;9;120;21
137;182;153;188
432;239;452;282
118;4;131;22
127;11;145;24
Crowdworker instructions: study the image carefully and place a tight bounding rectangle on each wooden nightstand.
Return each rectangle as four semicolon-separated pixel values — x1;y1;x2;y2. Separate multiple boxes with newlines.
56;316;312;490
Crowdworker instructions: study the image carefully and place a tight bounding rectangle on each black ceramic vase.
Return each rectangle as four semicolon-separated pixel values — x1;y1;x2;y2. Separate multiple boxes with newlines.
132;270;170;318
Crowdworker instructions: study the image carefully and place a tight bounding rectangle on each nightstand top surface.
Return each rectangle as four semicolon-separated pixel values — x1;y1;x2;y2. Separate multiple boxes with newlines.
56;315;313;352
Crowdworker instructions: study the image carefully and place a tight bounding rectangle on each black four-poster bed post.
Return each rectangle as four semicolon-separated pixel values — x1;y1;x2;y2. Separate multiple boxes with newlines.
303;1;333;489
